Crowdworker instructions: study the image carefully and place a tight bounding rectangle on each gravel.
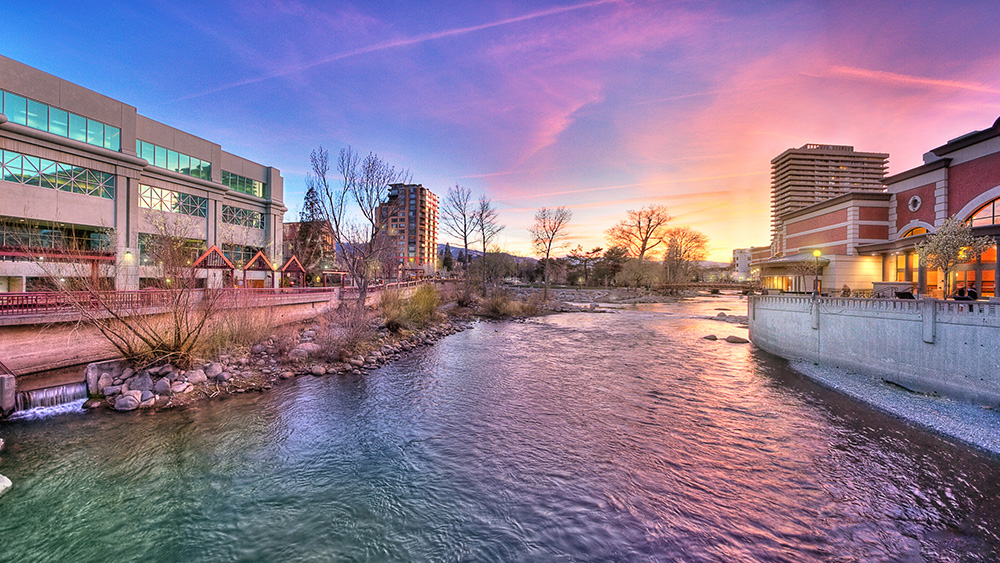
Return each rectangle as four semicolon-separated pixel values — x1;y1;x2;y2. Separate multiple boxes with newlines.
790;360;1000;456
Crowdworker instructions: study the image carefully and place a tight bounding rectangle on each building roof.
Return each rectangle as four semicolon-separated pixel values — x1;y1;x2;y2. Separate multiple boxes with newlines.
929;116;1000;157
883;157;951;185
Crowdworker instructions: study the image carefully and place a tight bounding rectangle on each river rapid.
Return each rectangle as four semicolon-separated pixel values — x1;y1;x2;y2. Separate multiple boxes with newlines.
1;295;999;562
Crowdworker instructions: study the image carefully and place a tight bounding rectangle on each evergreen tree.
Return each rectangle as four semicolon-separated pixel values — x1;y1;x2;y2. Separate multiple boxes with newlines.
442;243;454;271
294;185;327;279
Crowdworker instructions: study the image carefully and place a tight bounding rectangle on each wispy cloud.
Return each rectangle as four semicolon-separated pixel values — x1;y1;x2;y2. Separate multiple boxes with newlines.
823;65;1000;94
175;0;621;101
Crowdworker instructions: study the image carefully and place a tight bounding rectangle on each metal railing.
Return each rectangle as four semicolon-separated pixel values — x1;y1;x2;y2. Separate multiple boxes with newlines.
0;280;425;317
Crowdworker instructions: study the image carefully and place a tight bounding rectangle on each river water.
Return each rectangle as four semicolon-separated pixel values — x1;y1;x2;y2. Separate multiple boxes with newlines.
1;296;999;562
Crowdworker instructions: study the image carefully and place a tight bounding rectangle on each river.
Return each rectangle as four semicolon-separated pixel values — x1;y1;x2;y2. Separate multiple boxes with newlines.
1;295;999;561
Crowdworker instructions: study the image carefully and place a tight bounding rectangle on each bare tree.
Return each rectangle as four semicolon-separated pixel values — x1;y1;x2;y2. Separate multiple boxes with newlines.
472;195;504;296
530;206;572;301
311;146;410;308
567;245;603;286
916;215;993;296
440;184;476;276
662;226;709;283
605;204;672;261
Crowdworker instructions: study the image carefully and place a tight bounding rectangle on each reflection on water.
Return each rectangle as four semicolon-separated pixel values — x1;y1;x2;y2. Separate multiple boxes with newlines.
1;296;999;561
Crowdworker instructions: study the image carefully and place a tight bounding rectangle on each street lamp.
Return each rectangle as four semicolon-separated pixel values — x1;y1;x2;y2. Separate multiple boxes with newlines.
812;249;822;294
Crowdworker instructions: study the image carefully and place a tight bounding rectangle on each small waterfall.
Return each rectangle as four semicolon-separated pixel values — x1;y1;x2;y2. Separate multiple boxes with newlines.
13;381;89;414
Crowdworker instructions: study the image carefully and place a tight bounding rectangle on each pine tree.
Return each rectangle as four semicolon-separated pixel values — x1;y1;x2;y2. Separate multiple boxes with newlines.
442;243;454;271
295;185;327;278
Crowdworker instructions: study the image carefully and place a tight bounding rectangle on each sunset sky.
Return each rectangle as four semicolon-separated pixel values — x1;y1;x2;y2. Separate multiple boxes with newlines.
6;1;1000;261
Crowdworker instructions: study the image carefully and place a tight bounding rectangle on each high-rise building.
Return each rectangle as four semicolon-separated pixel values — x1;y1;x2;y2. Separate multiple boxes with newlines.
379;184;438;277
731;248;752;280
770;144;888;254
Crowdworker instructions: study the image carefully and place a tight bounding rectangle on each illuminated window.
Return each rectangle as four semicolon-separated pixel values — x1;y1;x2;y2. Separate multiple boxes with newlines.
901;227;928;238
968;199;1000;228
138;184;207;217
1;149;115;199
221;170;267;198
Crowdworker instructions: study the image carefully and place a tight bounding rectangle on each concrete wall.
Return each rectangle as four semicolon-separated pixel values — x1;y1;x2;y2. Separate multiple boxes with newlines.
749;295;1000;404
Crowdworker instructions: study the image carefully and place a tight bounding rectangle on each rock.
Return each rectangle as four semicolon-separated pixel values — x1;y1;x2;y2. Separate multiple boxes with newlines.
703;335;718;341
114;395;140;411
0;473;11;497
239;358;248;366
280;371;295;379
97;373;114;392
0;437;4;452
121;367;135;381
123;390;142;401
140;390;154;402
82;399;103;410
139;398;156;409
186;369;207;385
215;372;232;382
102;385;122;396
311;365;327;376
205;363;224;378
131;373;155;394
171;382;192;394
348;358;364;367
725;335;749;344
154;378;172;395
252;344;265;354
302;330;317;339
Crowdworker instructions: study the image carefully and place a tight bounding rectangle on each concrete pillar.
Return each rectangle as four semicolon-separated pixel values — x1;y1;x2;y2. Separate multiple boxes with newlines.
918;264;927;296
0;374;15;416
921;298;936;344
975;255;984;296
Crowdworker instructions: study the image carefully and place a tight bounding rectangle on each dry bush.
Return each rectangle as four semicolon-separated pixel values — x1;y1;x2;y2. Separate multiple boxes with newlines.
317;306;376;361
480;290;540;318
198;299;275;358
378;287;407;332
270;329;299;360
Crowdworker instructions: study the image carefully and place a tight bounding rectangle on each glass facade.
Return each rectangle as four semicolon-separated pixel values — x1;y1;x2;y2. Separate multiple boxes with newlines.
1;89;121;152
136;140;211;181
222;170;266;198
221;205;264;229
1;148;115;199
138;184;208;217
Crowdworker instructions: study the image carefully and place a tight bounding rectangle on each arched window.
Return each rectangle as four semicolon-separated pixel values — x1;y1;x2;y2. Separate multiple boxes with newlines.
901;227;928;237
968;198;1000;227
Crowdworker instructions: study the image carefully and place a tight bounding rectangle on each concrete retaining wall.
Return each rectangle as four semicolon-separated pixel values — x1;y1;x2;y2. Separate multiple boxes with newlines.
749;295;1000;405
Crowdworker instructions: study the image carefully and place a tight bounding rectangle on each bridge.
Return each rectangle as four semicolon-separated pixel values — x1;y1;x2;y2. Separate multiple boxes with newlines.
660;282;752;292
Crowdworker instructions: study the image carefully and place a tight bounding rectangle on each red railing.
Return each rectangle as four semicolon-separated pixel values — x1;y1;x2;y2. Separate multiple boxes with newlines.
0;281;424;317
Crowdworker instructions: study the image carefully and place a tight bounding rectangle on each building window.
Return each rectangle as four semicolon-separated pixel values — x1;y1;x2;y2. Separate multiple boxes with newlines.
221;205;264;229
221;170;267;198
1;89;121;151
136;140;211;181
969;199;1000;228
222;244;262;268
901;227;928;238
1;148;115;199
138;184;208;217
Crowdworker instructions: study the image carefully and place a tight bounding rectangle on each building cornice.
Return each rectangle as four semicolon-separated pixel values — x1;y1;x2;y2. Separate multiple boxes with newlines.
779;191;891;222
0;117;147;168
883;158;951;185
930;116;1000;157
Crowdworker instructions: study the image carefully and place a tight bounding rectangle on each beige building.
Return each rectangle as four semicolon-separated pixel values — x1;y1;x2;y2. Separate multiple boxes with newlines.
0;55;286;291
770;144;888;254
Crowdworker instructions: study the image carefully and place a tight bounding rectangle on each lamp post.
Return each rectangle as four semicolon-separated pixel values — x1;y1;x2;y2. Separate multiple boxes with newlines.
812;249;821;295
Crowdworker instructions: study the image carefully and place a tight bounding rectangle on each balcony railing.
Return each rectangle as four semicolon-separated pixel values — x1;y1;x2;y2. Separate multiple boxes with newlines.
0;226;114;259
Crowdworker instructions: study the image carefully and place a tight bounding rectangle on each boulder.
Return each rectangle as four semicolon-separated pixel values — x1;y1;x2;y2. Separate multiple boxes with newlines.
186;369;208;385
171;382;191;394
205;363;224;378
251;344;265;355
96;373;114;393
85;365;101;395
725;335;749;344
140;390;154;402
0;437;4;452
703;335;718;341
139;398;156;409
280;371;295;379
311;365;327;376
114;395;140;411
131;374;155;394
0;473;11;497
102;385;122;396
154;378;172;396
82;399;103;410
123;390;142;401
215;372;232;382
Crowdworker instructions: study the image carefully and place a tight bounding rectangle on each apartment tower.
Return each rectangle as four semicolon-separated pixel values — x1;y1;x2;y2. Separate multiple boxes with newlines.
380;183;438;277
770;144;888;255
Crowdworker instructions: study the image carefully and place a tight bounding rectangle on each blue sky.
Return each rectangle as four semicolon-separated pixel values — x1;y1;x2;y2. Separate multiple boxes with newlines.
4;1;1000;259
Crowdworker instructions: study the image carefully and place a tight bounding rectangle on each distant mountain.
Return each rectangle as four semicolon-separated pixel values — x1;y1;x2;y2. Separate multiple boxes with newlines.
437;243;483;259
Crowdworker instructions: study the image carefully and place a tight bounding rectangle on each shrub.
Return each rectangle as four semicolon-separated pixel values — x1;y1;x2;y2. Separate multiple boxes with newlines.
317;306;376;361
198;300;275;358
404;284;439;327
480;290;538;318
379;288;407;332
